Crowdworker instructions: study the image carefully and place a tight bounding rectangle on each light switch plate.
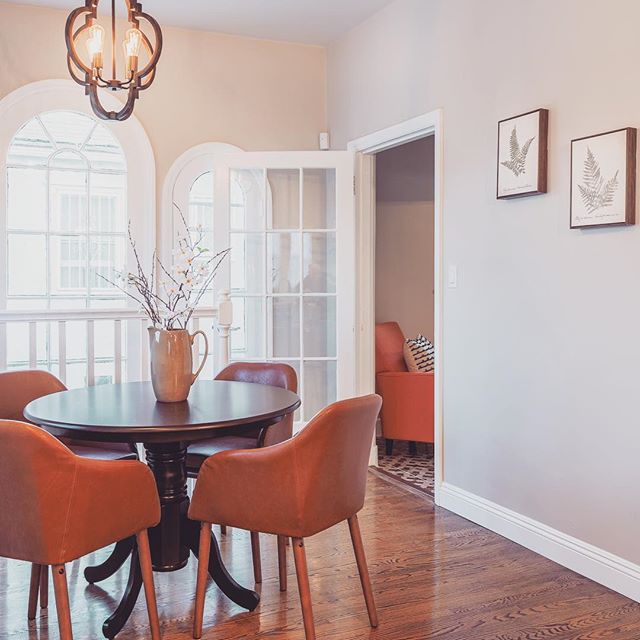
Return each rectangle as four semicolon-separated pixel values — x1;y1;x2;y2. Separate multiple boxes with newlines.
448;265;458;288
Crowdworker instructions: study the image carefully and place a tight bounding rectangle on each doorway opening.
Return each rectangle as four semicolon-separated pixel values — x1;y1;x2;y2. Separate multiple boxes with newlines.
374;136;436;497
349;110;443;504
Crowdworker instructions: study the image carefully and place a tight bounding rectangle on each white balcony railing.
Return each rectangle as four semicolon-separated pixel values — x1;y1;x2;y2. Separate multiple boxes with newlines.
0;290;233;386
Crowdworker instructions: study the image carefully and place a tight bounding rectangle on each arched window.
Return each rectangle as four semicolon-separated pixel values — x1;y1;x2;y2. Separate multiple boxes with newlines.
0;80;155;385
6;110;127;309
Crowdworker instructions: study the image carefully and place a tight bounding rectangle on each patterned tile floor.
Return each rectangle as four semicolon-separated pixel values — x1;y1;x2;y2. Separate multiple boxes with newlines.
375;438;434;499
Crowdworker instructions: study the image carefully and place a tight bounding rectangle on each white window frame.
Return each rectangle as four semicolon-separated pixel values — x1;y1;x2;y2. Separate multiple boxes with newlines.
0;80;156;378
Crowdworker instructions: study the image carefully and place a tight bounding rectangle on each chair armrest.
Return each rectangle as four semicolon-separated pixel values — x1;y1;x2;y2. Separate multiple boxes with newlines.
189;440;301;536
61;458;160;563
259;414;294;448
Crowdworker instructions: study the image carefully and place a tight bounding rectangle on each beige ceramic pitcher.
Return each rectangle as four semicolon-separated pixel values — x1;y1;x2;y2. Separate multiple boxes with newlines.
148;327;209;402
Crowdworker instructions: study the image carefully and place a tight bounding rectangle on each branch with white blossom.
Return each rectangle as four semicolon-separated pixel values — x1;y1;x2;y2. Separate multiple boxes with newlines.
97;205;229;330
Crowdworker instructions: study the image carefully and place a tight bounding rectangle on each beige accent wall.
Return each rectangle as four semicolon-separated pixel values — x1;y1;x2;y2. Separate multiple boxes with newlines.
0;1;326;192
328;0;640;567
375;136;434;341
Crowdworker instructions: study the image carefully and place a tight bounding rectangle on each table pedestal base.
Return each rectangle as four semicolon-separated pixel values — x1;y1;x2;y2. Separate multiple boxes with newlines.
84;441;259;639
85;537;135;584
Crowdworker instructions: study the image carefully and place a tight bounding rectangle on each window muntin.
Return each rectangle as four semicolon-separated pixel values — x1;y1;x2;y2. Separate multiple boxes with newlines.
229;167;338;422
4;110;130;385
6;110;127;309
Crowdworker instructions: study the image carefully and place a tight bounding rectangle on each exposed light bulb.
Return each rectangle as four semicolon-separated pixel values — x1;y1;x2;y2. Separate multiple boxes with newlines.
123;28;142;57
85;24;105;70
123;28;142;76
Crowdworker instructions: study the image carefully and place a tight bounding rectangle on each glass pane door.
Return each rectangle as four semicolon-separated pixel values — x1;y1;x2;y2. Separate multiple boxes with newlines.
221;152;354;424
167;150;355;424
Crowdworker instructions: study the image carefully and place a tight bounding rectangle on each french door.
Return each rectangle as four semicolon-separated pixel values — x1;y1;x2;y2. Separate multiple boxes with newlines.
170;151;355;424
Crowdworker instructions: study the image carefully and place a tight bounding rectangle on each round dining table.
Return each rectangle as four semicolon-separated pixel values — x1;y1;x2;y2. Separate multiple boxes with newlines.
24;379;301;639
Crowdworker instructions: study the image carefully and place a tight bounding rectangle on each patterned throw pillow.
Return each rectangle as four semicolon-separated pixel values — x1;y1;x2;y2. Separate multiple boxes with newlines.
403;334;435;373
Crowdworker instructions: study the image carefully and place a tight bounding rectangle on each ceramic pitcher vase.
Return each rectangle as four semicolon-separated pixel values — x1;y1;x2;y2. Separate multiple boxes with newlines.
148;327;209;402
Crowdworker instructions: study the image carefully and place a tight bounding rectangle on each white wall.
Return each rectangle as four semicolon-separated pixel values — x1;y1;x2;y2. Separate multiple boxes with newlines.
375;136;434;341
328;0;640;570
0;2;326;195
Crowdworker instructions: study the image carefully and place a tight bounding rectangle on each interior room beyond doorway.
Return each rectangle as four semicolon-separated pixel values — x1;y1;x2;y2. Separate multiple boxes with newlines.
374;135;436;498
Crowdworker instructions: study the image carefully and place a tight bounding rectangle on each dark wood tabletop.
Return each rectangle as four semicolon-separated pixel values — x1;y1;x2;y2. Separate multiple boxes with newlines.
23;378;299;634
24;380;301;443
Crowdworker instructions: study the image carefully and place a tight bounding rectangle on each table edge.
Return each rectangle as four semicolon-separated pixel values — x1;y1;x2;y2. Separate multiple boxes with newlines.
24;399;300;432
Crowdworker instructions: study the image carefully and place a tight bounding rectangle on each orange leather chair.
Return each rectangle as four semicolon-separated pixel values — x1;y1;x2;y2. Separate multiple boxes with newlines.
186;362;297;587
375;322;434;454
0;369;139;615
0;420;161;640
0;370;138;461
189;394;382;640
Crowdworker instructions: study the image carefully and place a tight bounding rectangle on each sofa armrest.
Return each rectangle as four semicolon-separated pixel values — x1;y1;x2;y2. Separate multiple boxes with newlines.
377;370;434;388
376;371;434;443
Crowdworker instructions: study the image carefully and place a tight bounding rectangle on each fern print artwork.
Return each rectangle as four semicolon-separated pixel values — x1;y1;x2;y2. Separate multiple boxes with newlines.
570;128;636;228
577;147;619;214
497;109;548;199
501;126;535;177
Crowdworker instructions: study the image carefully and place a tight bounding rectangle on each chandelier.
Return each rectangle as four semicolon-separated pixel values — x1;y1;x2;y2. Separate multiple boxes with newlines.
65;0;162;121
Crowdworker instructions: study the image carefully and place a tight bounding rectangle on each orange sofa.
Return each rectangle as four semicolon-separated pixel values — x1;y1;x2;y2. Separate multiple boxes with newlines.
375;322;434;454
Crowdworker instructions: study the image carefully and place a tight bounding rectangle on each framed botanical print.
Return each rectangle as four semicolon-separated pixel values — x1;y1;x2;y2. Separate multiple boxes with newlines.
497;108;549;199
570;128;636;228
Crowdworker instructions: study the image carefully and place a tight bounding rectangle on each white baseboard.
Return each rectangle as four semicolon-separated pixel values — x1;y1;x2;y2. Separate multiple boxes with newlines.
439;482;640;602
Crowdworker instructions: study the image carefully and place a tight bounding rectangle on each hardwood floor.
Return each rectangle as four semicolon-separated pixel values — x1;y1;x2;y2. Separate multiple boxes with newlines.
2;473;640;639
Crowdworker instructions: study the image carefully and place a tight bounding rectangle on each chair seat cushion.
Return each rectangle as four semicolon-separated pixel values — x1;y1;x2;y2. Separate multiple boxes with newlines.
67;442;138;461
187;436;258;473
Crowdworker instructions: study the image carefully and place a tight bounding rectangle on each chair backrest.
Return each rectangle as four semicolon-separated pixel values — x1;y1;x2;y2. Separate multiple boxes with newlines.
215;362;298;447
0;369;66;422
291;394;382;534
375;322;408;374
0;420;78;564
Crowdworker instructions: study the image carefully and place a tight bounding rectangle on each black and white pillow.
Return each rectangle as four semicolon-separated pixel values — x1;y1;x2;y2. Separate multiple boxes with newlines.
403;334;435;373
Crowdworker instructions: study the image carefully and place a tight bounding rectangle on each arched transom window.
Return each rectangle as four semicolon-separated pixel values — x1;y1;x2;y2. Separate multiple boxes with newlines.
6;110;127;309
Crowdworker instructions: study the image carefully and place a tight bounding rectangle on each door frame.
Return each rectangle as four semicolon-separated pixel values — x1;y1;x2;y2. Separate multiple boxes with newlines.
348;109;444;504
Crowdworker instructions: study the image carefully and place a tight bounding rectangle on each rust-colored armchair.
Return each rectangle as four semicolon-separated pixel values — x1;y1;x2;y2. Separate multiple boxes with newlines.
0;420;161;640
375;322;434;454
186;362;297;587
0;369;140;616
0;370;137;461
189;395;382;640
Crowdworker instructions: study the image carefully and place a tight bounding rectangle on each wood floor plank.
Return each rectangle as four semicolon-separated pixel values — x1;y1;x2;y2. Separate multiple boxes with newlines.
1;474;639;639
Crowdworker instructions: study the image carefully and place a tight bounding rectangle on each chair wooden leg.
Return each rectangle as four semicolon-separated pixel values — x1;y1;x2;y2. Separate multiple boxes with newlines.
277;535;287;592
136;530;162;640
28;563;41;620
292;538;316;640
52;564;73;640
39;564;48;609
220;525;227;535
250;531;262;583
193;522;212;640
347;515;378;628
385;439;394;456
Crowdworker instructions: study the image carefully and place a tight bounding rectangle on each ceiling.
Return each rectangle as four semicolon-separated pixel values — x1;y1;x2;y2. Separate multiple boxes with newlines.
6;0;394;44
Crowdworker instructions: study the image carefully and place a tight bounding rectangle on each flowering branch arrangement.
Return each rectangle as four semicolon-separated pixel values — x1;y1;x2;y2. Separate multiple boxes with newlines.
100;206;230;330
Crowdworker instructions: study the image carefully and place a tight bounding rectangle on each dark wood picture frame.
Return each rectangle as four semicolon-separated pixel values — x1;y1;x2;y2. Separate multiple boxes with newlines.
497;108;549;200
570;127;636;229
